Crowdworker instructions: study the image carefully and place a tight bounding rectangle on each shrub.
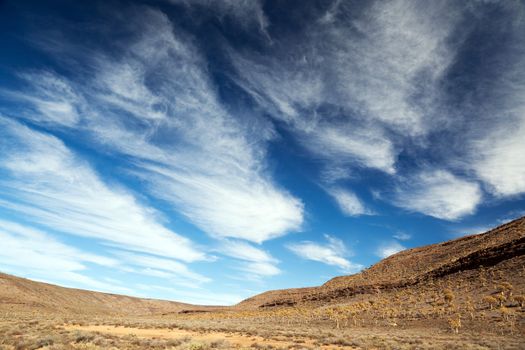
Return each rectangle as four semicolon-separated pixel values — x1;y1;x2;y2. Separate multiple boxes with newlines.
74;331;96;343
498;282;513;296
512;295;525;307
447;314;461;334
482;296;497;310
189;343;209;350
443;289;455;305
495;293;506;307
35;335;55;348
499;306;511;321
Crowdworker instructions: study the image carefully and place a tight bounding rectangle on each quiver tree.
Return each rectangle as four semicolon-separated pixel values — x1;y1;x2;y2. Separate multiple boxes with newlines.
498;282;513;297
465;297;475;320
512;295;525;308
499;306;511;321
447;314;461;334
482;296;497;310
443;289;455;306
495;292;506;307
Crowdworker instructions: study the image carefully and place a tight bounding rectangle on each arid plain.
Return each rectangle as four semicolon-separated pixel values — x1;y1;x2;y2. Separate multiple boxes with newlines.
1;217;524;349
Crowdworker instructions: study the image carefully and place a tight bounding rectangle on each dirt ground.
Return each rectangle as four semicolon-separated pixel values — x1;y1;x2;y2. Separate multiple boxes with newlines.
2;313;524;350
62;324;335;349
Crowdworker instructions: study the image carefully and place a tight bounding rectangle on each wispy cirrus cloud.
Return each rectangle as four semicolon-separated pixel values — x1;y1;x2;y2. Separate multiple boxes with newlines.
391;170;482;221
6;7;303;244
464;35;525;197
229;0;461;168
327;187;374;217
113;251;211;286
376;241;406;259
227;0;473;221
167;0;269;35
217;240;281;279
287;234;362;273
0;219;132;294
0;118;205;263
0;71;84;127
393;232;411;241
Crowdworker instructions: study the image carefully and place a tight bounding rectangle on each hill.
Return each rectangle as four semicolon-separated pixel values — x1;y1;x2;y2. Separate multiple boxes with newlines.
0;272;214;316
238;216;525;308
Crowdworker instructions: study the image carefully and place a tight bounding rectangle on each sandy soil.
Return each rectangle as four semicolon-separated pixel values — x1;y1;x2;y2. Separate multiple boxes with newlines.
63;324;349;349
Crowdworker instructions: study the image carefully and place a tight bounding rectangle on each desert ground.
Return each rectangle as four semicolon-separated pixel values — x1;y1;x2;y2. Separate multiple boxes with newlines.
1;217;524;349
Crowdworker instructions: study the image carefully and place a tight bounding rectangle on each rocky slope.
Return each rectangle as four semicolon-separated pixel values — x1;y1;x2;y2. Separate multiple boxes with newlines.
238;216;525;308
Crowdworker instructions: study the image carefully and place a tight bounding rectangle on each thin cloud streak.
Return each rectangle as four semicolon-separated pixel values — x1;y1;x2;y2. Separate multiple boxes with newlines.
0;219;132;294
217;240;281;279
0;118;205;263
112;251;211;285
376;241;406;259
328;187;374;217
287;234;363;273
392;170;482;221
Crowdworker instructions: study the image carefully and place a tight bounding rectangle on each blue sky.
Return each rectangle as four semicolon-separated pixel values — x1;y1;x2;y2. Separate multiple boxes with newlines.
0;0;524;305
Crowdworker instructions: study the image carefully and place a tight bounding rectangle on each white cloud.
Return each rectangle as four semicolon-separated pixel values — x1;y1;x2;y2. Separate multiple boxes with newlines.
0;71;83;127
468;96;525;197
136;283;243;306
218;240;275;264
287;234;363;273
240;261;281;278
0;219;115;271
12;7;303;244
392;170;482;220
112;251;211;285
456;2;525;199
140;164;303;243
376;241;406;259
167;0;269;34
0;219;132;294
328;187;374;216
0;118;205;263
306;124;397;174
217;240;281;278
229;0;462;178
393;232;411;241
230;54;398;175
326;0;459;135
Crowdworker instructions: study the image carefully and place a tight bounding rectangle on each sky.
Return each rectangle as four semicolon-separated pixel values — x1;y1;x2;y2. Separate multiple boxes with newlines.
0;0;524;305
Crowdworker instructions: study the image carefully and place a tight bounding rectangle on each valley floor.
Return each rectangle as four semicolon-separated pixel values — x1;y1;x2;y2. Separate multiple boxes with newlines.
1;310;524;350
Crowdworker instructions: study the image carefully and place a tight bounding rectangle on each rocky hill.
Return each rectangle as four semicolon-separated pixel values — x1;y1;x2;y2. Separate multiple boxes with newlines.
238;216;525;308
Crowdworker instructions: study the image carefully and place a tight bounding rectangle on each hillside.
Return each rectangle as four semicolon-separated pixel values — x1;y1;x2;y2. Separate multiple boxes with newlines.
238;216;525;308
0;272;213;316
